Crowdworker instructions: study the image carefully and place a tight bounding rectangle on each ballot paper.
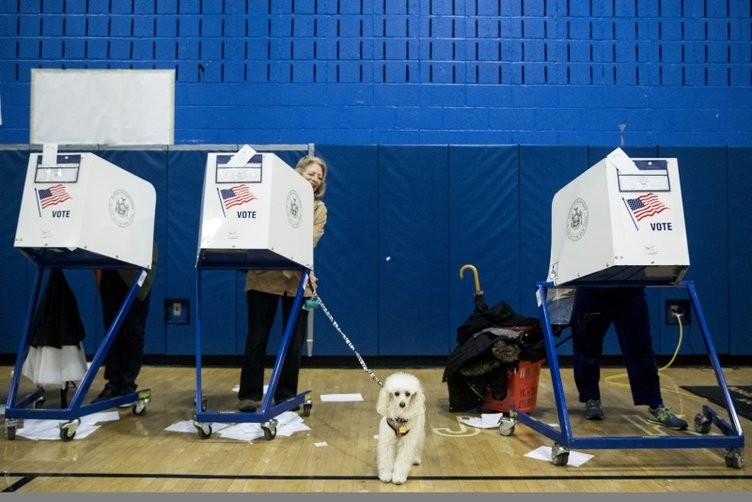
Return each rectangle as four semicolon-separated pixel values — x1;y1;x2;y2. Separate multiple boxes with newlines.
225;144;257;167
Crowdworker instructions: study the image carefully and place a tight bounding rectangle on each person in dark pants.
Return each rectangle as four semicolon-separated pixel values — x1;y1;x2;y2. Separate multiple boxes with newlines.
92;243;157;403
571;286;688;430
237;155;328;412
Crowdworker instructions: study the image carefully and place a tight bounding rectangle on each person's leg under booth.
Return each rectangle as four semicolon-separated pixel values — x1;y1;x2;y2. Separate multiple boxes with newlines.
273;294;309;405
571;290;611;404
97;270;149;399
239;290;280;406
611;288;663;409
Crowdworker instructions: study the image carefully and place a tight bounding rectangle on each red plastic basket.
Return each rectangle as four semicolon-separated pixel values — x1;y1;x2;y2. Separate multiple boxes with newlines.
481;359;544;414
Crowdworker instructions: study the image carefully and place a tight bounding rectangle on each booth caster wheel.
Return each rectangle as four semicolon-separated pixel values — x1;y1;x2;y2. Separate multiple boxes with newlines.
498;414;517;436
551;443;570;466
59;419;80;441
5;419;17;440
302;402;312;417
132;397;150;416
694;411;712;434
725;448;744;469
262;419;278;440
194;421;212;439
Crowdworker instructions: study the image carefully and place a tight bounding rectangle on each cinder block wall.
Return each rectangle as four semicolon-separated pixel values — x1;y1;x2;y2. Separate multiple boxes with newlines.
1;1;750;145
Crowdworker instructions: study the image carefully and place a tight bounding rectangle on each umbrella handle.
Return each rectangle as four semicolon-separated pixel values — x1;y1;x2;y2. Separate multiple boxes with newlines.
459;264;483;295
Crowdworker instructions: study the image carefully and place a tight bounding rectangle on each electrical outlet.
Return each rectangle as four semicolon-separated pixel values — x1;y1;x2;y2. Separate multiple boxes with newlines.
665;299;691;325
164;298;190;324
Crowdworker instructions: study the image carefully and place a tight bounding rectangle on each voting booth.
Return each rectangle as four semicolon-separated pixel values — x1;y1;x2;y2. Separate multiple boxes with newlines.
196;150;313;270
4;151;156;441
501;148;745;469
14;152;155;268
193;147;314;440
547;147;689;287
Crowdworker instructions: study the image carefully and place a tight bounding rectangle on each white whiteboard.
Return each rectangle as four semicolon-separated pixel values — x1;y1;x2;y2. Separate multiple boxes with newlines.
31;69;174;145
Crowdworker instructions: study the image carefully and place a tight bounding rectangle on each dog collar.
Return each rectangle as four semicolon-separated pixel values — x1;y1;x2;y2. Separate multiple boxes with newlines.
387;417;409;436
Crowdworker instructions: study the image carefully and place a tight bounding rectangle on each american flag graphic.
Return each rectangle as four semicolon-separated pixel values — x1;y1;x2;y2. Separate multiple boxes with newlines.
38;183;72;208
626;192;669;221
220;184;256;209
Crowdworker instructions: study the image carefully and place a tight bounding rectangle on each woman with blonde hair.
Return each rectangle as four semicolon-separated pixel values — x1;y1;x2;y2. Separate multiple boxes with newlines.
237;155;328;412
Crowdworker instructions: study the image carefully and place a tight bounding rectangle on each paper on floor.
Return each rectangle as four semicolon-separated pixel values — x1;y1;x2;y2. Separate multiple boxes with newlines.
461;412;503;429
14;410;121;441
165;411;310;442
524;445;594;467
319;393;364;402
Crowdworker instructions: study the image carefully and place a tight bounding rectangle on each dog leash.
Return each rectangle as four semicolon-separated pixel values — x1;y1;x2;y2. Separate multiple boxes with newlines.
306;292;384;388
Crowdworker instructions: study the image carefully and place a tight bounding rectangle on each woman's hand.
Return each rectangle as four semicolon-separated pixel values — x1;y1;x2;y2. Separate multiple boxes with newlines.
309;270;318;291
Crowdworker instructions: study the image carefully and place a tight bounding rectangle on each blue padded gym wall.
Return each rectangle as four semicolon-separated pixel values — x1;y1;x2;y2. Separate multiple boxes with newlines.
2;145;749;359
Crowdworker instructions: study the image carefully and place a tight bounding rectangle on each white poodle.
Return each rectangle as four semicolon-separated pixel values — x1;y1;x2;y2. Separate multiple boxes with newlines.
376;372;426;484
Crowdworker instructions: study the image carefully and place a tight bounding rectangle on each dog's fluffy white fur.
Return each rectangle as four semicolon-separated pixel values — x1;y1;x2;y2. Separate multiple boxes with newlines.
376;372;426;484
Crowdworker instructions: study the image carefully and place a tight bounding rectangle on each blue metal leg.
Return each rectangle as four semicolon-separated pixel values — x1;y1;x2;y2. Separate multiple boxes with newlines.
261;270;310;417
5;266;45;414
685;281;744;434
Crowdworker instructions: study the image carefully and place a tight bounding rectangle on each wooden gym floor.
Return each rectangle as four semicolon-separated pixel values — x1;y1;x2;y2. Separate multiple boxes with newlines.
0;363;750;493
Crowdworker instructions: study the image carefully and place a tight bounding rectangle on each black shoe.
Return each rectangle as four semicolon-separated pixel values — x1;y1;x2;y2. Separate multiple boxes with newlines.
238;399;261;412
91;384;120;404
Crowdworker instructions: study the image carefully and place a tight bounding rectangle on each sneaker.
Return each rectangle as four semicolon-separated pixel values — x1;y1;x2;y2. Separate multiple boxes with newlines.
646;405;688;430
238;399;261;412
584;399;604;420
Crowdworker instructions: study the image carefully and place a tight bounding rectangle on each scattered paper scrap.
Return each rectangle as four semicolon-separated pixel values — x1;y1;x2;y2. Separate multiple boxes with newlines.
461;413;503;429
165;419;231;434
525;445;594;467
165;411;309;442
319;393;364;402
15;410;121;441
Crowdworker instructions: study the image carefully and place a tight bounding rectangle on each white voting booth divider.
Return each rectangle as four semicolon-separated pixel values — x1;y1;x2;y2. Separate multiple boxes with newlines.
192;147;314;440
501;148;745;468
547;147;689;287
196;148;313;270
14;152;155;268
5;151;156;441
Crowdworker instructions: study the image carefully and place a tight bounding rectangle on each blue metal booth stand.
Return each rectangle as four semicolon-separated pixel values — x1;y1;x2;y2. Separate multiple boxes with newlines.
499;149;744;468
191;150;315;440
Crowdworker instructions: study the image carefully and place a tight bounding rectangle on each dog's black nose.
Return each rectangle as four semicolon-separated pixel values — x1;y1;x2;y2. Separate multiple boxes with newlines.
399;402;405;408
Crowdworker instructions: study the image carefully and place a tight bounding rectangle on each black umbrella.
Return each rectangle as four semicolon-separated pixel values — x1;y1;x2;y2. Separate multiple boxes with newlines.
459;264;488;313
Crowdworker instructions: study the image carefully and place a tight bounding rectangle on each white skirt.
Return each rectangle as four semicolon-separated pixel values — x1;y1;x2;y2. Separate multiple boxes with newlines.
21;343;88;388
